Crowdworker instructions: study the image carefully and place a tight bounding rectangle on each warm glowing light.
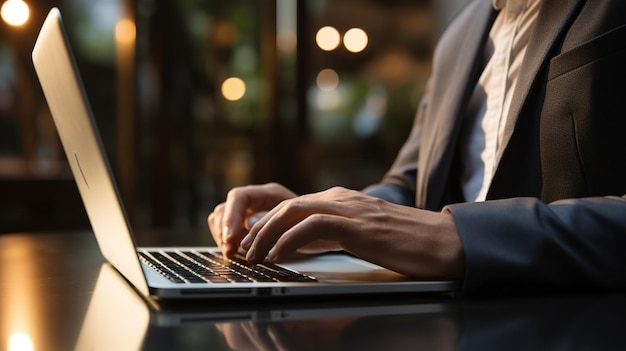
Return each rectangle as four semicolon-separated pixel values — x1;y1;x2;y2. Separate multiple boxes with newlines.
115;18;136;45
8;333;33;351
344;28;368;53
1;0;29;26
221;77;246;101
316;69;339;91
316;26;340;51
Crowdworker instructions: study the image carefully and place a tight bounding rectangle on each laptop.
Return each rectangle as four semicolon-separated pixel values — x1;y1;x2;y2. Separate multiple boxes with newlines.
32;7;458;301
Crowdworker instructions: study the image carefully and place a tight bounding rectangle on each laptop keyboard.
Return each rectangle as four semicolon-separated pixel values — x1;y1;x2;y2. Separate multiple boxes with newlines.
138;250;317;284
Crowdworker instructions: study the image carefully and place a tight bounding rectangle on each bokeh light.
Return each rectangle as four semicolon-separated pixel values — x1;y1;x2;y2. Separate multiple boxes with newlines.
315;26;340;51
115;18;136;45
343;28;368;53
316;69;339;91
1;0;29;26
8;333;33;351
221;77;246;101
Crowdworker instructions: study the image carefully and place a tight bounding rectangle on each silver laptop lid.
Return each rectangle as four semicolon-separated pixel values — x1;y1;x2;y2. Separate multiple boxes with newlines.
32;8;150;296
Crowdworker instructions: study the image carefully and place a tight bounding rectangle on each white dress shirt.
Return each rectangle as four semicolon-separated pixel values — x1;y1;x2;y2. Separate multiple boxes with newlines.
460;0;542;202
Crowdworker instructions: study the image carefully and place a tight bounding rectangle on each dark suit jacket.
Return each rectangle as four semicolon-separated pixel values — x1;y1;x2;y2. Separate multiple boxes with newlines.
364;0;626;296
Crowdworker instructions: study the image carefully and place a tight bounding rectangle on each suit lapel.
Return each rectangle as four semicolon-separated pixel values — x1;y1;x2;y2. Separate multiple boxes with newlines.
495;0;585;166
417;0;494;208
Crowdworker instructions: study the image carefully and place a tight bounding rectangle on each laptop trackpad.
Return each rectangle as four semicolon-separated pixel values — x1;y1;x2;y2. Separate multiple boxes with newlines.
280;254;410;283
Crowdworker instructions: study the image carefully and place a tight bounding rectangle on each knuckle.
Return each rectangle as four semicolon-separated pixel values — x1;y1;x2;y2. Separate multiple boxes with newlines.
279;198;299;211
265;182;280;189
304;213;332;229
323;186;350;198
226;185;254;200
208;204;223;223
225;188;239;201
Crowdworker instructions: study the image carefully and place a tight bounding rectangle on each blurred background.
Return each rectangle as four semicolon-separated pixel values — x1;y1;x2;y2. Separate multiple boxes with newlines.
0;0;468;234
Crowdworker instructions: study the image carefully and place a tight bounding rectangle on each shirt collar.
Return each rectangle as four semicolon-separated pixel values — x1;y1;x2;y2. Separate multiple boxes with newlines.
492;0;536;13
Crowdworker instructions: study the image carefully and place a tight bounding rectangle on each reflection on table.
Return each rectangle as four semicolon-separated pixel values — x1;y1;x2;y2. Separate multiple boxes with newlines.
78;263;458;350
1;231;625;350
79;264;626;350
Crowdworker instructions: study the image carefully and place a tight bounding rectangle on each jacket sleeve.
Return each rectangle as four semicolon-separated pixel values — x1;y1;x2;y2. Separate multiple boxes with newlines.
446;195;626;296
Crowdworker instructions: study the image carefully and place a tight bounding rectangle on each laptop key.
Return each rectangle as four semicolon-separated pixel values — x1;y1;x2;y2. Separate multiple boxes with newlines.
140;249;317;284
199;251;317;282
138;252;186;284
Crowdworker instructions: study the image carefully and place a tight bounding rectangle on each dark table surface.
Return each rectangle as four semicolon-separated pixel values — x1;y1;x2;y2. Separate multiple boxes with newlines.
1;229;625;351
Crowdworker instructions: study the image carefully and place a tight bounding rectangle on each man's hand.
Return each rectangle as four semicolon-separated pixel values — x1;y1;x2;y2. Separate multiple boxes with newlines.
208;183;297;257
238;186;465;280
